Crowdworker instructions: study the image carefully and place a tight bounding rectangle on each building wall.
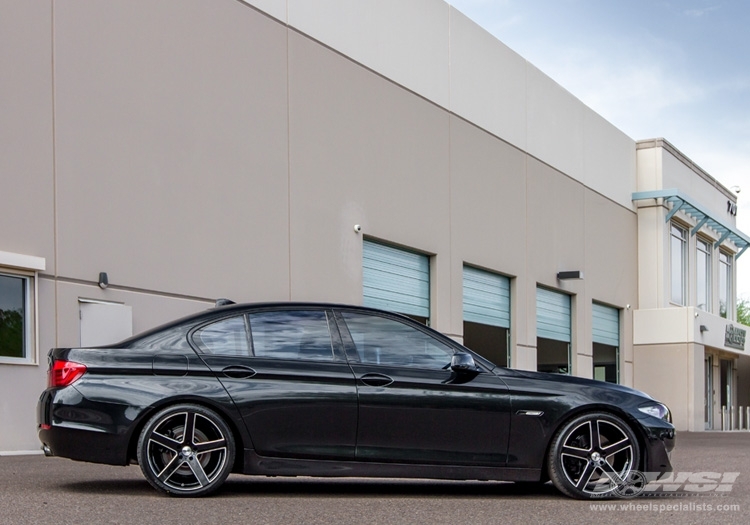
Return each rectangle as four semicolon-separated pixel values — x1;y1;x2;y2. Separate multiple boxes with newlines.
0;0;54;453
739;358;750;408
633;343;704;432
53;0;291;302
2;0;640;451
242;0;637;211
634;139;748;432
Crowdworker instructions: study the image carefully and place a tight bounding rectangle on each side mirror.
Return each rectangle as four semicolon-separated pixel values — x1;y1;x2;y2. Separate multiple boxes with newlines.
450;352;476;372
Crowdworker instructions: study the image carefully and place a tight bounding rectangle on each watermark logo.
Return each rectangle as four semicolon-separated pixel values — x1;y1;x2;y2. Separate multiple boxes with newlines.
608;471;740;498
612;470;648;498
642;471;740;494
591;501;741;513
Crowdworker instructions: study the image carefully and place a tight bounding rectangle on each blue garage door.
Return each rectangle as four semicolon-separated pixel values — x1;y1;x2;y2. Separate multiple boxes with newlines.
592;303;619;347
463;266;510;328
536;287;571;342
363;240;429;319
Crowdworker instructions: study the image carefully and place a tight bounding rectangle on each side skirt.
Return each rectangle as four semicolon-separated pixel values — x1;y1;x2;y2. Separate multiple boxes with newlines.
242;450;541;482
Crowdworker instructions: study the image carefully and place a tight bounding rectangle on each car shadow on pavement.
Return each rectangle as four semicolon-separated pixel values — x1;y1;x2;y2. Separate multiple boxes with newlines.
61;479;158;496
59;477;561;499
218;478;562;499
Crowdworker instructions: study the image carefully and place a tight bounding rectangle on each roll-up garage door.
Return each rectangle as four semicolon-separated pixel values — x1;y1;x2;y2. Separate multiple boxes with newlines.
363;240;429;319
536;287;571;342
592;303;619;347
463;266;510;328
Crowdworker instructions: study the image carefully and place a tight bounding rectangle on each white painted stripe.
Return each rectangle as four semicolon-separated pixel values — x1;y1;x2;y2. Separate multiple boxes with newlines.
0;450;44;456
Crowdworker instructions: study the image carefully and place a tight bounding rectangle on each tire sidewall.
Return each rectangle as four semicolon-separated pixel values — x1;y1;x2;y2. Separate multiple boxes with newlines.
137;403;235;497
547;412;640;500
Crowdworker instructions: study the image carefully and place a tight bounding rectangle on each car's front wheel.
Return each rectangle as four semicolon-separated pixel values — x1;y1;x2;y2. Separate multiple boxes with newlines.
547;412;640;499
137;403;235;497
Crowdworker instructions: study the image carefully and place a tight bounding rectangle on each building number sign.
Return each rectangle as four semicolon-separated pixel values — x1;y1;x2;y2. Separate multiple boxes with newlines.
725;325;746;350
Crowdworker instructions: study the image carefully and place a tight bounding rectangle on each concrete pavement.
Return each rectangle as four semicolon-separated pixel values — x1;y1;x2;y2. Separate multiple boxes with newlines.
0;432;748;525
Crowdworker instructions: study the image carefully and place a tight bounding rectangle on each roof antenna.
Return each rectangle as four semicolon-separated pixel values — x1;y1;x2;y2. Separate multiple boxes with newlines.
215;298;236;307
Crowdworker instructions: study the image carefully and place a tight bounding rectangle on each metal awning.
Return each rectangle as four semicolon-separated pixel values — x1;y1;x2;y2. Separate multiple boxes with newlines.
632;188;750;258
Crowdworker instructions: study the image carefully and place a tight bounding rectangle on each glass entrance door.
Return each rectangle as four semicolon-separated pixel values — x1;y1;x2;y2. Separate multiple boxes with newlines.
705;355;713;430
720;359;733;429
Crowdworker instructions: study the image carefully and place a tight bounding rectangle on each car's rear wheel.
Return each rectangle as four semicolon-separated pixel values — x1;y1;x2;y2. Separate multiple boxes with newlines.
137;404;235;497
547;412;640;499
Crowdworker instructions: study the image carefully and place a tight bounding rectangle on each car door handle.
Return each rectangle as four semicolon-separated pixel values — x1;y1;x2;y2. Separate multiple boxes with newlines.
359;373;394;387
221;365;257;379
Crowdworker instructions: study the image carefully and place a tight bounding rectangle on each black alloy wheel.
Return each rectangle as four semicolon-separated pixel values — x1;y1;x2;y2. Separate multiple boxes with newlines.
547;412;640;499
137;404;235;497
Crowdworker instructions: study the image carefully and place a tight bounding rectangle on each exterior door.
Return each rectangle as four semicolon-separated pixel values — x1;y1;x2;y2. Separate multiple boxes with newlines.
592;303;620;383
705;355;713;430
462;266;511;367
194;308;358;460
536;287;572;374
363;240;430;324
720;358;733;428
335;309;511;466
79;299;132;347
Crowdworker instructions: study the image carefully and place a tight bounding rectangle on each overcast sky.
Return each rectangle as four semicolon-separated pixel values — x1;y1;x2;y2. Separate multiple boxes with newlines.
448;0;750;299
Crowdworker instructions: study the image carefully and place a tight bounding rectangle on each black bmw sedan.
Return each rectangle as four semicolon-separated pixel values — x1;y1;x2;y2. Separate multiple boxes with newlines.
38;302;674;499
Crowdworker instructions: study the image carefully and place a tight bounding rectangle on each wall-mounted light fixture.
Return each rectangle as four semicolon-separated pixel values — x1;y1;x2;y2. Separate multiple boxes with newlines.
700;325;709;333
557;271;583;280
98;272;109;289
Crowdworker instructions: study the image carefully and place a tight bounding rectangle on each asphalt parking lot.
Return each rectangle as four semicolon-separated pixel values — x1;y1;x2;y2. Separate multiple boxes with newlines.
1;432;748;525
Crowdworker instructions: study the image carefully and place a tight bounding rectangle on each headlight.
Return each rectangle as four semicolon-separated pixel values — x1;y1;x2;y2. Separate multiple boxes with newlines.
638;403;671;422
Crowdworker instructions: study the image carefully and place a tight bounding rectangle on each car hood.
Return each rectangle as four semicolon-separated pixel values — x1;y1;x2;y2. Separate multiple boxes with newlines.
495;367;654;401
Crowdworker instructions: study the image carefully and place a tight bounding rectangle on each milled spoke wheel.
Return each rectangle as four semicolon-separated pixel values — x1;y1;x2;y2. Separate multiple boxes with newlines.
547;413;640;499
137;404;235;497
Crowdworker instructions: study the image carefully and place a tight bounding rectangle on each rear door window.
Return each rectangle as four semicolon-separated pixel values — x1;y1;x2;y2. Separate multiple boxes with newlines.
194;315;250;356
248;310;334;362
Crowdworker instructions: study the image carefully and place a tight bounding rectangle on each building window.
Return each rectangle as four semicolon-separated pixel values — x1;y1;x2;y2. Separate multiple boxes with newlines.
696;238;712;312
719;251;733;319
0;272;31;362
670;223;687;305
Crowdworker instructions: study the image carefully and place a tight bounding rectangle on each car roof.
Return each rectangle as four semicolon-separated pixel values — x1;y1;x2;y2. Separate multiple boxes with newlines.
116;301;497;372
120;302;410;344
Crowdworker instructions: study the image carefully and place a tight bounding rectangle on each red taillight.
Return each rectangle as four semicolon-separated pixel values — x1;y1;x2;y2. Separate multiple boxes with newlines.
48;360;87;388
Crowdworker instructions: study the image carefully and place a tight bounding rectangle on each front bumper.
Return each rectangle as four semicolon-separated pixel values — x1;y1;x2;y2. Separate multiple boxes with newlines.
638;416;676;477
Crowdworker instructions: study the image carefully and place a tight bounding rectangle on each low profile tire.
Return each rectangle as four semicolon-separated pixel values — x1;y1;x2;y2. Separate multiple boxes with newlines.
137;404;235;497
547;412;640;500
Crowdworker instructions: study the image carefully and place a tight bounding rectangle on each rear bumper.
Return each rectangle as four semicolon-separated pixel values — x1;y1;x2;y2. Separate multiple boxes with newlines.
37;387;135;466
38;425;130;466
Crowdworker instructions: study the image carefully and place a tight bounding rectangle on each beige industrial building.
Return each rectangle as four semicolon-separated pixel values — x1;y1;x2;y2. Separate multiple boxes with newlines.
1;0;748;453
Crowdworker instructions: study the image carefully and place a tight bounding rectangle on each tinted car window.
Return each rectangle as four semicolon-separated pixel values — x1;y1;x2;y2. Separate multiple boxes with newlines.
195;316;250;356
127;325;192;351
341;312;453;369
249;310;334;361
